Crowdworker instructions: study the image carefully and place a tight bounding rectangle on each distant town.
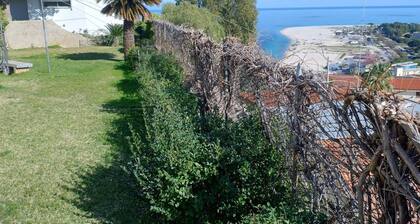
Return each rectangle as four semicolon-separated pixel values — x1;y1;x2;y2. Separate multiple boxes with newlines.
329;23;420;76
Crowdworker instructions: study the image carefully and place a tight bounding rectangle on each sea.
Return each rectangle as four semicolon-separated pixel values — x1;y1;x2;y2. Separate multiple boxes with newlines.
258;6;420;58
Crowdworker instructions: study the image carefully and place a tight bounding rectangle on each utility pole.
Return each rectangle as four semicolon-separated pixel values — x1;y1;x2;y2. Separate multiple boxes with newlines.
39;0;51;73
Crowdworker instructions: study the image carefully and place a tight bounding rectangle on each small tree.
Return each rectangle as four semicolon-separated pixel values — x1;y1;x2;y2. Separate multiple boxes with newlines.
162;2;225;42
362;64;393;93
176;0;258;43
97;0;162;59
105;23;123;46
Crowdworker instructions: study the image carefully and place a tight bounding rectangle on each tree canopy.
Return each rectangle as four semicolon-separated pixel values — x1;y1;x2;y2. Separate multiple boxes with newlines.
175;0;257;43
379;22;420;43
98;0;161;21
162;2;226;42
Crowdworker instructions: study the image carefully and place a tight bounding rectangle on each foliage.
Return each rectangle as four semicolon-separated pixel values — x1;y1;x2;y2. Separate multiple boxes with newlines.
242;204;328;224
0;4;8;27
162;2;225;42
407;39;420;53
105;23;123;46
98;0;161;21
134;21;154;46
176;0;205;7
127;49;220;221
362;64;393;93
176;0;258;43
126;49;324;223
97;0;162;58
90;33;112;46
379;22;420;43
206;0;257;43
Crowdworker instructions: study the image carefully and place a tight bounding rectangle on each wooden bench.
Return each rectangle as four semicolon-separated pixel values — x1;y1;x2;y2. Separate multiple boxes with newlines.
2;60;33;75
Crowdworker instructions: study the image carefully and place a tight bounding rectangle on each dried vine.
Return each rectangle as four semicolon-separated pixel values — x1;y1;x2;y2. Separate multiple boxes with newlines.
152;20;420;223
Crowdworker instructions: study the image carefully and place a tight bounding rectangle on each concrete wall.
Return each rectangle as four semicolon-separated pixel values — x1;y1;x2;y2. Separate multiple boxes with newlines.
5;20;88;49
396;91;418;101
26;0;122;34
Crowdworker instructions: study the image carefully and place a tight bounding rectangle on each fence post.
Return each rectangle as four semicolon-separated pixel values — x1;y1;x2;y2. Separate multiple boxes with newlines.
290;63;304;198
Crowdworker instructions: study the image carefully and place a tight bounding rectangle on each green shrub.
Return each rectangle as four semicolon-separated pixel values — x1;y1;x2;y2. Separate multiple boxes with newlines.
127;50;326;223
105;23;123;46
196;114;290;223
134;21;154;47
242;205;327;224
128;51;220;221
125;47;141;70
162;2;225;42
90;34;111;46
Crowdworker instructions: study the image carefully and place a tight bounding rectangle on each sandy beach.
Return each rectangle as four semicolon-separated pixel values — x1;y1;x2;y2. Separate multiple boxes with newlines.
280;25;385;73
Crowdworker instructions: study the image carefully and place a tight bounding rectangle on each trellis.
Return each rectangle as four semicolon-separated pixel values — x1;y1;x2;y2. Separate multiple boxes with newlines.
152;20;420;223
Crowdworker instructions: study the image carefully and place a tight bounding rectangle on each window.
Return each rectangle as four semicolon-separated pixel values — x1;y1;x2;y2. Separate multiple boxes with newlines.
43;0;71;8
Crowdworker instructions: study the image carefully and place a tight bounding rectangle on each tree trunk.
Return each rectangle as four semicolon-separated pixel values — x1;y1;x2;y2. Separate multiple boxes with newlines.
123;19;135;59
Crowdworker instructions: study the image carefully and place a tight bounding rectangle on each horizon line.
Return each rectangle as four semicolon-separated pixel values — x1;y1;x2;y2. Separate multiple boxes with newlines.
150;5;420;12
258;5;420;11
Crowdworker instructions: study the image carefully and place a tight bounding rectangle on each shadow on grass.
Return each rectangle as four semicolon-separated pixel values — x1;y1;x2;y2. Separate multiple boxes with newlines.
63;63;153;223
57;52;121;62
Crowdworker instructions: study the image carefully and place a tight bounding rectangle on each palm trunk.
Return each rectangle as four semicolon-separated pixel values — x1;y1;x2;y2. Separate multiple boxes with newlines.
123;19;135;59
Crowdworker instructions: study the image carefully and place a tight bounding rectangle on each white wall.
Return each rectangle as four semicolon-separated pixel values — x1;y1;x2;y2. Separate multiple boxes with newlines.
396;91;418;101
26;0;122;34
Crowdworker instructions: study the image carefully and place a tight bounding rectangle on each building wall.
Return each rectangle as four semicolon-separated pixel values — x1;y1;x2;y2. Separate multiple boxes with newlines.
393;67;420;76
396;91;418;101
26;0;121;34
5;20;88;49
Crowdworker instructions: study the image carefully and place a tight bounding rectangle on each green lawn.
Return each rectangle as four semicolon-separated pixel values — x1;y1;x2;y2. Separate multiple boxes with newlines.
0;47;141;223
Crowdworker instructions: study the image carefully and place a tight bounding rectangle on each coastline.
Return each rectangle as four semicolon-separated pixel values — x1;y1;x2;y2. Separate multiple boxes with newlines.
279;25;389;73
280;25;352;72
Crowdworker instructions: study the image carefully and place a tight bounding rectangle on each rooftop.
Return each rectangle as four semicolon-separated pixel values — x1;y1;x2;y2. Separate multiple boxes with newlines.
391;61;418;67
329;75;420;91
240;75;420;109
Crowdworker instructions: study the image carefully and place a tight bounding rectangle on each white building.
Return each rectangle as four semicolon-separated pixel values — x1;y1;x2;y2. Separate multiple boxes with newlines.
8;0;122;34
391;62;420;77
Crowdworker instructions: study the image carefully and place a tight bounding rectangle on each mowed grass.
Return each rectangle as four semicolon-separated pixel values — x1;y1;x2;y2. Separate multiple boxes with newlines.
0;47;141;223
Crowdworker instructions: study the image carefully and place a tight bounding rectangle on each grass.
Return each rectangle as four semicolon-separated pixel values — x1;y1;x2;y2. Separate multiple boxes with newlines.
0;47;142;223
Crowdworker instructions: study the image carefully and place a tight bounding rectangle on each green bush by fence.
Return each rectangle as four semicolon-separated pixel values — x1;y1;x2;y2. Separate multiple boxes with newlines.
125;49;326;223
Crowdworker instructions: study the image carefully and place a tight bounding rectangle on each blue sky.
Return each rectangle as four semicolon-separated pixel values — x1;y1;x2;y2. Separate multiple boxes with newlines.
149;0;419;10
257;0;419;8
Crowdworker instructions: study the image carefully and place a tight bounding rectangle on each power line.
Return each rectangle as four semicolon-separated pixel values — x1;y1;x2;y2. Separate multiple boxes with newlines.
55;0;118;29
74;0;104;12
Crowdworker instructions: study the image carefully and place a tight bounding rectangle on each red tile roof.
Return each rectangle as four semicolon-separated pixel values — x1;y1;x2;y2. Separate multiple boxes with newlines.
328;75;362;90
329;75;420;91
239;75;420;109
390;77;420;91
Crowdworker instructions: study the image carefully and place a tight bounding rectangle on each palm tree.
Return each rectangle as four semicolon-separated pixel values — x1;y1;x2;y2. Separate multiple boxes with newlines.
362;64;393;93
97;0;161;58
